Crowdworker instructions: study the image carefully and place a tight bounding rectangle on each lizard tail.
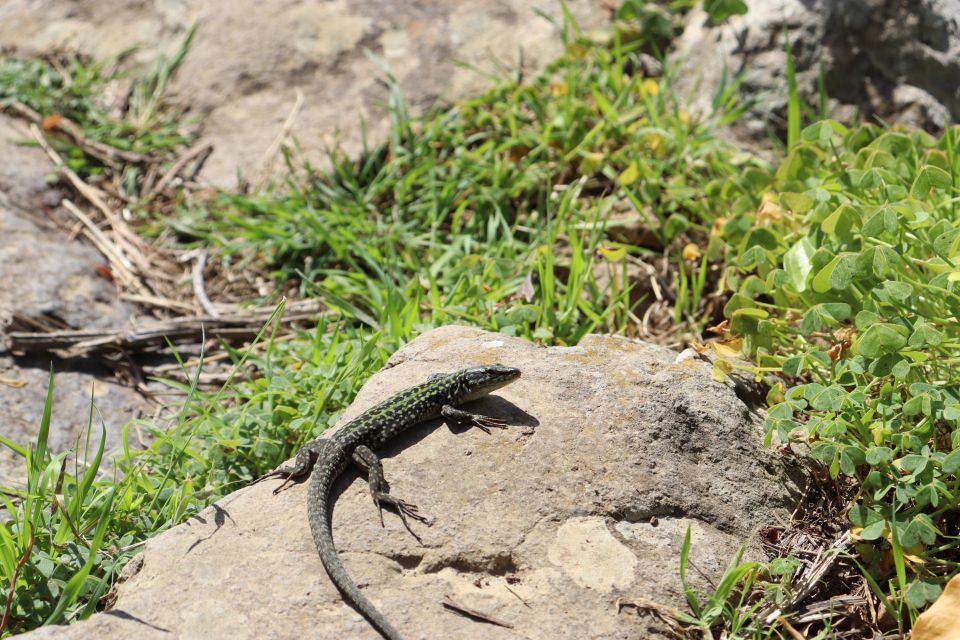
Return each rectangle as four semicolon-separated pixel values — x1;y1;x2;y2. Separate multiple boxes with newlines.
307;465;405;640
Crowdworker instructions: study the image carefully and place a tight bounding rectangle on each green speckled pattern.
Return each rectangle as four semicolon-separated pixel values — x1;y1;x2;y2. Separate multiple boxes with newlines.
305;364;520;640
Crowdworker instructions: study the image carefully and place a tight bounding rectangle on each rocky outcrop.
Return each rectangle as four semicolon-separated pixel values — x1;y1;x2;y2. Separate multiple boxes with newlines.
671;0;960;153
22;326;802;639
0;0;610;188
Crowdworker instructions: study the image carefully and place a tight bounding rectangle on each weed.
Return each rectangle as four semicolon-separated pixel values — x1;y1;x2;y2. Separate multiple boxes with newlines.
724;119;960;630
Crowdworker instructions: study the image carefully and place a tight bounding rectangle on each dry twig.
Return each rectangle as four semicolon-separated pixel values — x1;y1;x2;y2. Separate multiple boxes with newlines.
191;250;219;317
144;140;214;199
253;88;304;189
7;100;151;165
30;124;155;279
759;531;853;624
441;596;514;629
60;199;147;295
7;312;318;358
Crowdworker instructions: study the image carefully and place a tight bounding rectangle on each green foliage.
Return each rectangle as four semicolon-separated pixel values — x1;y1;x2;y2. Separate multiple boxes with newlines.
724;119;960;628
0;370;121;634
677;526;762;634
174;24;762;344
702;0;748;23
0;27;194;186
616;0;747;33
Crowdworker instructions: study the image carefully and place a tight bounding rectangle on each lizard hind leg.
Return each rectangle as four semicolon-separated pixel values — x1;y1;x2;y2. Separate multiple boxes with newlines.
352;444;430;543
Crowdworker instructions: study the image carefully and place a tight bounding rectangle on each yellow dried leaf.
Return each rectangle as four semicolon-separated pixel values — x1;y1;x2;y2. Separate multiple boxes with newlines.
711;360;730;383
642;78;659;96
757;193;783;225
678;109;690;125
648;134;661;153
0;375;28;388
913;574;960;640
550;81;568;97
598;245;627;262
567;44;587;60
618;164;640;186
711;217;726;237
707;319;730;335
682;243;701;262
711;341;740;358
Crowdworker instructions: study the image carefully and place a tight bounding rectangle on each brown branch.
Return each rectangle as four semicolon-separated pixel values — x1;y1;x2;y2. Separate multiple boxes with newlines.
7;312;319;358
30;124;155;281
440;596;514;629
6;100;151;165
143;141;214;200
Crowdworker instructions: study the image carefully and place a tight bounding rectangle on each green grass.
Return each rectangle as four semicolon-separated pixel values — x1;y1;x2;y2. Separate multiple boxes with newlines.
0;27;194;189
171;26;764;341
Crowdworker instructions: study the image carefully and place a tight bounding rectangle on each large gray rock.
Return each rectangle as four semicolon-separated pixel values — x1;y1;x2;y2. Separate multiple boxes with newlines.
0;115;60;216
672;0;960;153
0;0;610;188
22;326;801;639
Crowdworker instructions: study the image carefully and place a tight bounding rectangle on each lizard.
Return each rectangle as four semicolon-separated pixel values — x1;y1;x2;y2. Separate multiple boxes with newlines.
256;363;521;640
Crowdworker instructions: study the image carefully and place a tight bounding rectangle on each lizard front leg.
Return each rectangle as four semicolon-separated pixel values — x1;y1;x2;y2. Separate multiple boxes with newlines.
352;444;429;543
252;439;327;494
440;405;509;434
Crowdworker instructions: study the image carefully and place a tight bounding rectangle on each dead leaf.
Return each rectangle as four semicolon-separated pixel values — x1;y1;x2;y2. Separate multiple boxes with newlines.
757;192;783;225
549;81;568;97
711;340;741;358
827;343;843;361
0;375;28;389
913;574;960;640
41;114;62;130
682;243;701;261
707;319;729;335
518;271;535;303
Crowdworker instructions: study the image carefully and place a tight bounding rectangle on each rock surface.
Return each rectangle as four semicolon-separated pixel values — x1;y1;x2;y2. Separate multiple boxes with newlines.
671;0;960;153
22;326;802;640
0;0;610;188
0;114;149;487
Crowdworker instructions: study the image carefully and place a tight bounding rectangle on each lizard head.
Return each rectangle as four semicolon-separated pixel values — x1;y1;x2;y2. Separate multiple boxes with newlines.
456;364;521;402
